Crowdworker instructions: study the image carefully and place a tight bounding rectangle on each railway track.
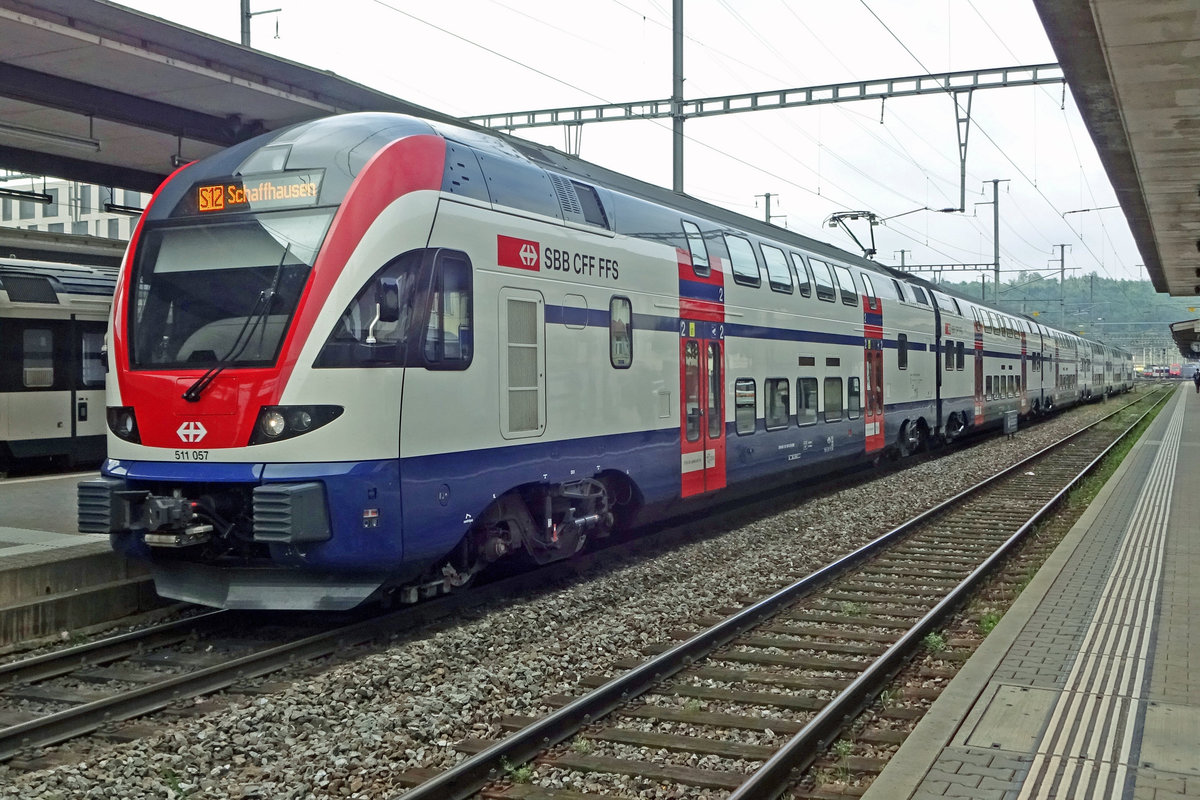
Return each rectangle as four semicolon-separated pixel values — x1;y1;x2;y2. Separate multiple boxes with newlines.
0;391;1163;777
393;388;1169;799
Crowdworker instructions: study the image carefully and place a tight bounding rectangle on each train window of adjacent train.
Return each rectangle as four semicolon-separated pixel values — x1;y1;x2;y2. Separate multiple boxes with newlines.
985;375;993;399
897;333;909;370
423;252;473;368
791;253;812;297
847;377;861;419
681;221;709;277
956;341;965;370
610;296;633;368
735;378;756;435
796;378;818;425
724;234;761;287
761;245;793;293
22;328;54;388
809;258;837;302
81;331;105;387
944;339;955;370
823;377;843;422
765;378;790;430
832;265;858;306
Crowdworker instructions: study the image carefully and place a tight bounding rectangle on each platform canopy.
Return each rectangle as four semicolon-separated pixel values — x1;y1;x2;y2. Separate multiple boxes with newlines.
1035;0;1200;298
0;0;459;194
1169;319;1200;361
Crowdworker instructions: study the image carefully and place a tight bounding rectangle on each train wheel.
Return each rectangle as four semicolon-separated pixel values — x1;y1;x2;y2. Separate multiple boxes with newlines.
898;420;924;457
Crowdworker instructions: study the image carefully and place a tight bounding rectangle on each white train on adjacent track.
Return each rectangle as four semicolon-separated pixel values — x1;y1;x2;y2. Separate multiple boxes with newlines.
1;259;115;473
77;113;1134;610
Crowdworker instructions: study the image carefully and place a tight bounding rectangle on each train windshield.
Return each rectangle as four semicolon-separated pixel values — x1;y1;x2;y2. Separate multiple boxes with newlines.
129;209;333;369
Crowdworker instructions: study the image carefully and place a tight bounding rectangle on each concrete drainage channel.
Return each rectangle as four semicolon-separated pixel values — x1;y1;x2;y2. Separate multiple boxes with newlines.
0;543;173;653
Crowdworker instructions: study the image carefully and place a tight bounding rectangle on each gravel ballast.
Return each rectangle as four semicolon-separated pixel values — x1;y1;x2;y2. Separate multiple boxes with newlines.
0;401;1126;800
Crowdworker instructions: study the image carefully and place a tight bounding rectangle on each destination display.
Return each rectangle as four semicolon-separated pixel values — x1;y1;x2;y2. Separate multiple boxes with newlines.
194;171;323;214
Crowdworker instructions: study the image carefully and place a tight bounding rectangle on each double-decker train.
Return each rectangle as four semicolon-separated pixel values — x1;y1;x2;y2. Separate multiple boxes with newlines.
77;112;1133;610
1;259;116;473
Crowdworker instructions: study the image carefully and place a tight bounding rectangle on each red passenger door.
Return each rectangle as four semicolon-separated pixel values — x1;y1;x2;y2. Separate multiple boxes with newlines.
681;328;726;498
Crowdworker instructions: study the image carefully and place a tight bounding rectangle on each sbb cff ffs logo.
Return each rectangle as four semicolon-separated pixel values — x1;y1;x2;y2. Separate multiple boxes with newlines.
497;235;540;271
177;421;207;443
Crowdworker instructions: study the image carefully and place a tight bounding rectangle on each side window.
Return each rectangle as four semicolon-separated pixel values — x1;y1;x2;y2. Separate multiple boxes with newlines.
23;328;54;388
910;286;929;305
897;333;909;370
765;378;790;429
724;234;760;286
809;258;837;302
791;253;812;297
610;296;633;368
760;245;793;293
735;378;756;435
423;251;473;368
832;265;858;306
847;377;861;419
797;377;818;425
681;220;709;277
986;375;993;399
861;274;877;304
956;341;965;370
823;376;843;421
892;279;907;302
81;330;106;387
944;339;954;371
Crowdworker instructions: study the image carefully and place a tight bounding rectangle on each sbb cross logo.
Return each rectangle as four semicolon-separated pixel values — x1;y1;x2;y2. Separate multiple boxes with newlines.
497;235;540;271
177;421;208;443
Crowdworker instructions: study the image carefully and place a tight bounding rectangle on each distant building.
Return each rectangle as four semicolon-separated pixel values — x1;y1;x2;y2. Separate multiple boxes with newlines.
0;175;144;241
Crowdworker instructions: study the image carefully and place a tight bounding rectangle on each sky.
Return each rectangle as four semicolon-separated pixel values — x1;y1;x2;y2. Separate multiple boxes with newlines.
112;0;1150;296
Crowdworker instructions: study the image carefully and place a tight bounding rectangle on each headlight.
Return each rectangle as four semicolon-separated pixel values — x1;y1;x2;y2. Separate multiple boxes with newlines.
106;406;141;443
261;410;287;438
248;405;343;445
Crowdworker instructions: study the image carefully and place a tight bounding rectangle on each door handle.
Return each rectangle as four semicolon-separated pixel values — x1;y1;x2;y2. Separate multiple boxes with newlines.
77;398;88;423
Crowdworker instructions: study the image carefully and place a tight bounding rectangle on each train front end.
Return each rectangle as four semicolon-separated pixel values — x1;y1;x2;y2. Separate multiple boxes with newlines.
79;114;448;610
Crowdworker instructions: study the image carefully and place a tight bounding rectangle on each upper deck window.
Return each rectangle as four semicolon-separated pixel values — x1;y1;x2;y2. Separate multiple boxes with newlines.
681;221;710;277
760;244;793;293
809;258;837;302
791;253;812;297
724;234;760;286
832;265;858;306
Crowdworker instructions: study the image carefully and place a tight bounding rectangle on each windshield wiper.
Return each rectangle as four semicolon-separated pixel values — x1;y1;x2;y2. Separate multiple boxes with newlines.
182;245;290;403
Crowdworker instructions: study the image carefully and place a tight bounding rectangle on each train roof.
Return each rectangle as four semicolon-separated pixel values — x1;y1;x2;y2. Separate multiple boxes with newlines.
0;258;119;302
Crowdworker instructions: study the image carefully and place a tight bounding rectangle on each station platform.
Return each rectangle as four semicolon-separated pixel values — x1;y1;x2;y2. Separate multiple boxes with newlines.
866;383;1200;799
0;471;162;650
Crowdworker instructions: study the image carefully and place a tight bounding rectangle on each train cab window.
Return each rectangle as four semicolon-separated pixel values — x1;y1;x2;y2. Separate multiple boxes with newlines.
760;245;793;293
681;220;710;277
832;265;858;306
809;258;837;302
81;331;106;387
847;377;861;419
956;341;965;370
735;378;756;435
724;234;761;287
765;378;790;430
823;377;843;422
610;296;633;368
944;339;955;371
897;333;909;370
423;252;473;368
22;328;54;388
797;377;818;425
791;253;812;297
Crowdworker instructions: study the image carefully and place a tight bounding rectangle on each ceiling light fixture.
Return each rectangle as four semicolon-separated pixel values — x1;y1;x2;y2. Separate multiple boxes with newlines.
103;202;143;216
0;187;52;204
0;120;100;152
